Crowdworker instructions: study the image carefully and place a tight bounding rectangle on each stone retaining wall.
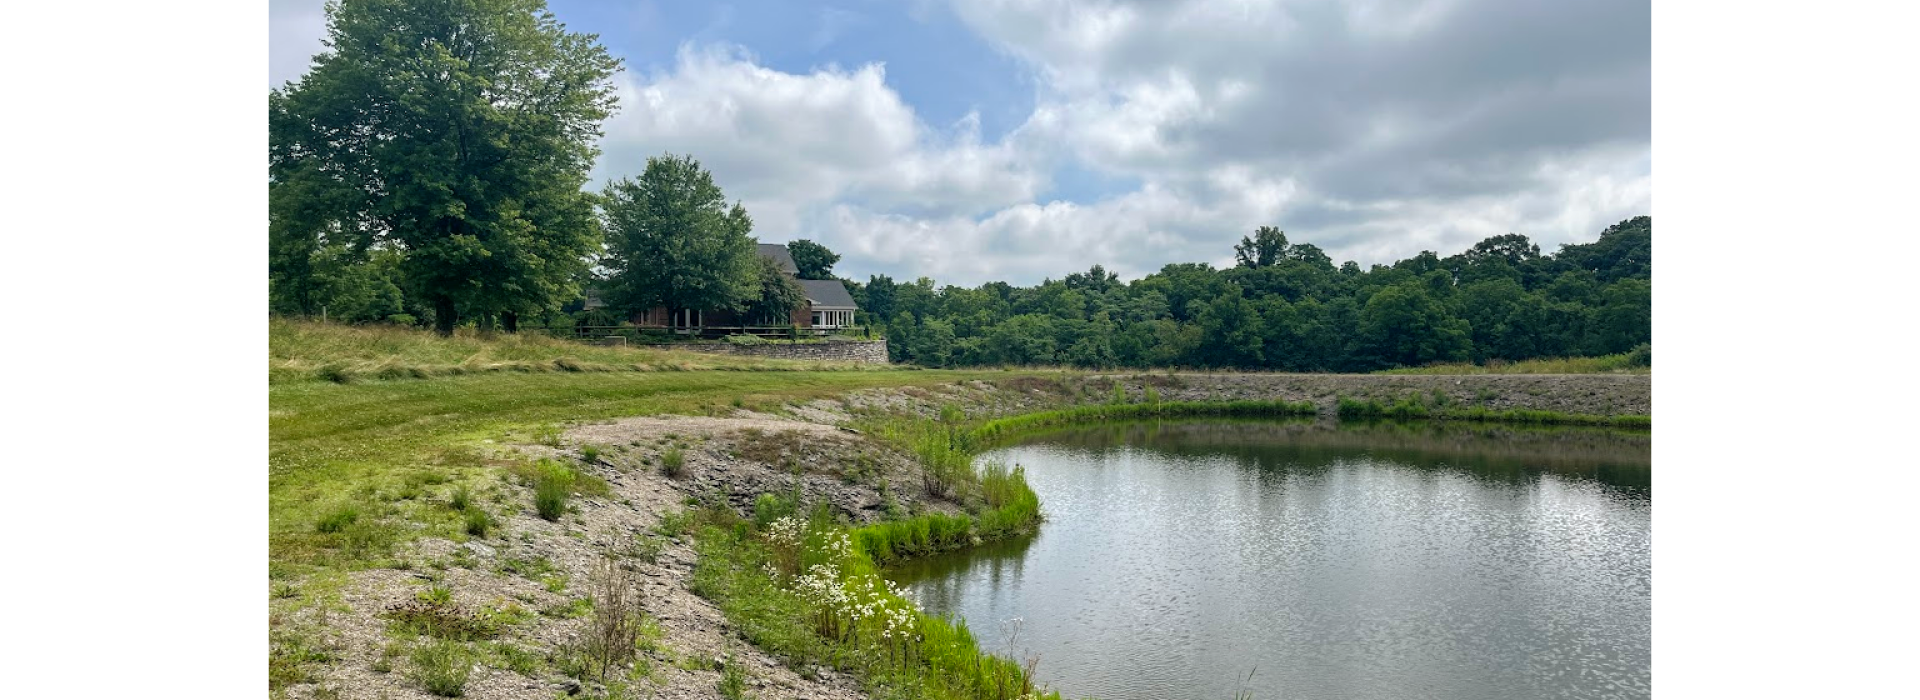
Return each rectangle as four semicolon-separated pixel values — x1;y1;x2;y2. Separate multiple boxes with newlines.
636;339;890;364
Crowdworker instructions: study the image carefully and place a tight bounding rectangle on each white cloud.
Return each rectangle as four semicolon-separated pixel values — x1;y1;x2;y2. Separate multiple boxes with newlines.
266;0;1651;287
595;44;1047;264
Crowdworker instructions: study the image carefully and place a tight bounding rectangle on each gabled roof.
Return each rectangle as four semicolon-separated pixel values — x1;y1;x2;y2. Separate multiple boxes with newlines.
799;279;857;310
756;243;799;275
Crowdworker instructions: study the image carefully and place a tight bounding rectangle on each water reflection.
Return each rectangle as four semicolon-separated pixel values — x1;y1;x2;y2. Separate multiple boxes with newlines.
891;419;1651;700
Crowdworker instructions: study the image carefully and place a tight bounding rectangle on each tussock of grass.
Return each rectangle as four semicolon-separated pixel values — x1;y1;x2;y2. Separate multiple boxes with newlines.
1377;346;1650;375
463;508;494;537
531;461;578;521
271;318;897;385
408;640;472;697
315;504;360;533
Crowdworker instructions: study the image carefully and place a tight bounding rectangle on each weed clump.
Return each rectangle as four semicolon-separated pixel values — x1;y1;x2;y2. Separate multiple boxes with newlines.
464;508;494;538
660;446;686;478
316;504;360;533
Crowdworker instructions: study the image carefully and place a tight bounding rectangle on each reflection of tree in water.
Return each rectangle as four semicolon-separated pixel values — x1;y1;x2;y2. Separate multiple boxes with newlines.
1015;418;1652;495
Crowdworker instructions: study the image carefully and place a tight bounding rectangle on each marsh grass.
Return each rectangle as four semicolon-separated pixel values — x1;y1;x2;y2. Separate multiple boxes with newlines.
1336;395;1650;428
1377;347;1651;375
968;399;1319;446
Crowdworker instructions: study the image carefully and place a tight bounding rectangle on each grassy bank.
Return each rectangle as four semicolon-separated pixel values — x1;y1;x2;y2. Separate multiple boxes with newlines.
270;318;891;384
687;507;1056;700
270;358;1009;574
1335;395;1651;429
967;398;1320;448
1375;345;1650;375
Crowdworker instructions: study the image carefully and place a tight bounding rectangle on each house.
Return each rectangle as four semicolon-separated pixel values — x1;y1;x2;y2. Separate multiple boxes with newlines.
632;243;859;335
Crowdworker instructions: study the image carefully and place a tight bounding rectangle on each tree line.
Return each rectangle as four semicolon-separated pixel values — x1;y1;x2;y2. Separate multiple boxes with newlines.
268;0;1649;372
858;217;1650;371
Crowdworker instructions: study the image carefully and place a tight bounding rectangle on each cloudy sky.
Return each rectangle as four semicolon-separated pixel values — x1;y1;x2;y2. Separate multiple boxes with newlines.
269;0;1649;287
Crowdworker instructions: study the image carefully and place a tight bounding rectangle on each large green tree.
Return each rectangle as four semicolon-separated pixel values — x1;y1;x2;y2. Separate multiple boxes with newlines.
743;255;807;325
269;0;619;335
600;154;759;321
786;239;840;280
1233;226;1289;268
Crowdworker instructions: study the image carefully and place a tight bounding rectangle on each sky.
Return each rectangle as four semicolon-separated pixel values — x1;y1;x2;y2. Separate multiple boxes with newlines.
268;0;1650;287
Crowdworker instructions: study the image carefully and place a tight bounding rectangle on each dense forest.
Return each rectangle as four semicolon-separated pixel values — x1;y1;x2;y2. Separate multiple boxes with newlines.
853;217;1650;371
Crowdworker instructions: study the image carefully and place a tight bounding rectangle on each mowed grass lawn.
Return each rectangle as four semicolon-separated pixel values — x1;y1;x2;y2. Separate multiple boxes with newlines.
270;363;1011;573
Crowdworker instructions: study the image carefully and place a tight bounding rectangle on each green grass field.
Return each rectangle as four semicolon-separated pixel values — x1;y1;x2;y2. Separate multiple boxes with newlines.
269;318;896;384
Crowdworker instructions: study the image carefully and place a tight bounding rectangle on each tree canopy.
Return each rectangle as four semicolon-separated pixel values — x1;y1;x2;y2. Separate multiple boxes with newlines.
268;0;620;334
599;154;759;318
787;239;841;280
744;255;808;325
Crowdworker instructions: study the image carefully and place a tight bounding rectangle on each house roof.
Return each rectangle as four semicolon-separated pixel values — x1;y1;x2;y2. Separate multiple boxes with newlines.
799;279;857;310
756;243;799;275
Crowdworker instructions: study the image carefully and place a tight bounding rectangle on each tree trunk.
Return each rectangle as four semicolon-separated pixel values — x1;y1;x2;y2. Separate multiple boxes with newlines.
502;311;518;333
434;297;457;337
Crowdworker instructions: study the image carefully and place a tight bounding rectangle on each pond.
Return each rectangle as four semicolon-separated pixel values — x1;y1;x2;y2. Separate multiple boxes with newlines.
888;419;1651;700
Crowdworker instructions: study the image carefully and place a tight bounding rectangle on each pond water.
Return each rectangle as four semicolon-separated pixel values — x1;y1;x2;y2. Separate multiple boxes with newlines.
888;420;1651;700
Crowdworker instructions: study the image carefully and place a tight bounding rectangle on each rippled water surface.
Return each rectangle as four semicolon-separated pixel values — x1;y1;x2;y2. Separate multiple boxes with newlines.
889;420;1651;700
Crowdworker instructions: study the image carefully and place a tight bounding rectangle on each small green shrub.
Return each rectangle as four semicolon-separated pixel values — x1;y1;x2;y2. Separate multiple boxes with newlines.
724;334;768;346
580;445;601;463
409;640;472;697
753;492;798;528
660;447;686;478
629;534;665;563
316;504;360;533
